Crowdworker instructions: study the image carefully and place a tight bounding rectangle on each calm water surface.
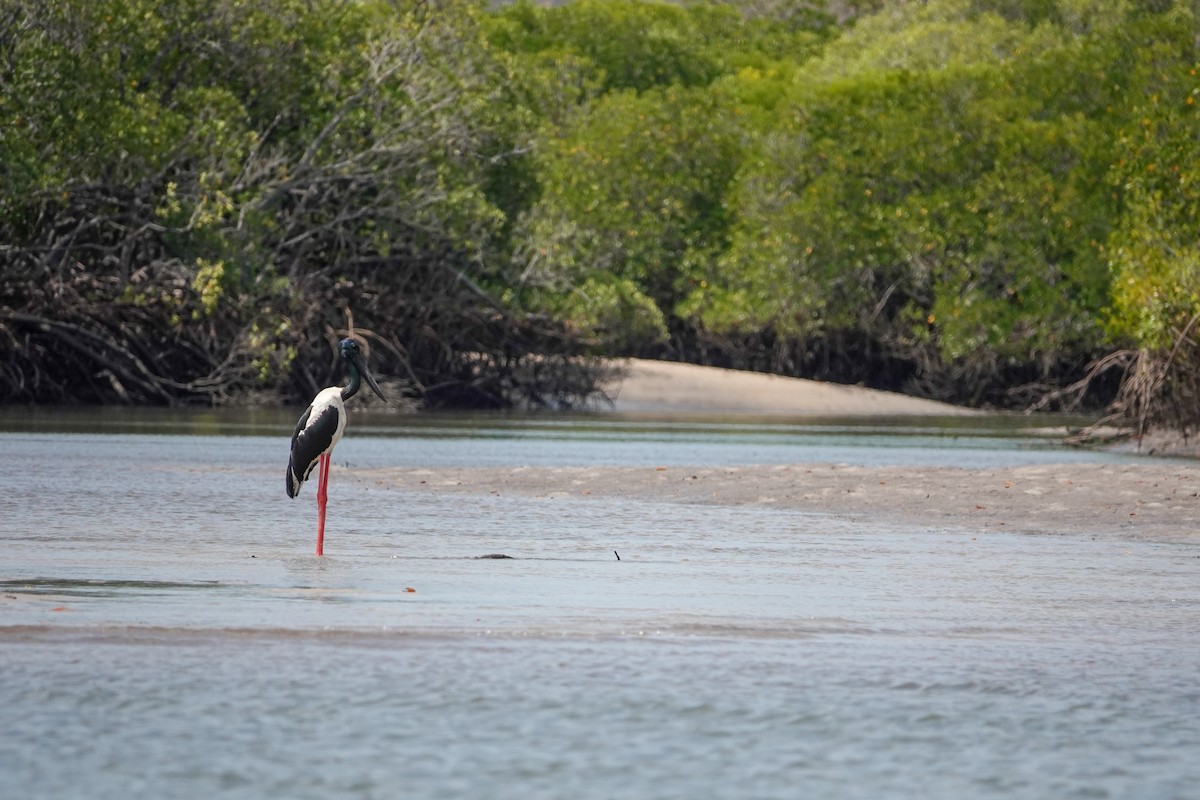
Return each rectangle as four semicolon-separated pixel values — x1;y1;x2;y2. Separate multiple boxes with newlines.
1;409;1198;799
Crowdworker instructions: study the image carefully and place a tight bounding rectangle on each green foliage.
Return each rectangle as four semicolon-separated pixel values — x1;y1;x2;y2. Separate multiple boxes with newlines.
6;0;1200;417
490;0;730;92
507;275;667;353
692;58;1115;376
1103;7;1200;350
809;0;1048;78
510;85;740;351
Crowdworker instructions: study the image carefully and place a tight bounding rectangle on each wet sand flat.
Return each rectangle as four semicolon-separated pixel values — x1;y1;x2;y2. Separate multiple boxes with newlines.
360;461;1200;544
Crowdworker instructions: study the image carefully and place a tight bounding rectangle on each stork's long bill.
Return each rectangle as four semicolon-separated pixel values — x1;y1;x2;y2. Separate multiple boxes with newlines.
286;337;386;555
342;346;386;403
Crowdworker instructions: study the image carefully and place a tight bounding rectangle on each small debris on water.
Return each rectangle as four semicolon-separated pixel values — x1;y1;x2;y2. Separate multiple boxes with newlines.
614;550;621;561
475;553;514;559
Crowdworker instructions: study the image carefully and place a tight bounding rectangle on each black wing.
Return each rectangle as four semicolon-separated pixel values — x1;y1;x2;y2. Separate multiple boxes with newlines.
285;404;340;498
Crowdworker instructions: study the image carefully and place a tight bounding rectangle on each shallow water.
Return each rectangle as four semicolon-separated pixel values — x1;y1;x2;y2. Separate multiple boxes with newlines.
2;410;1198;799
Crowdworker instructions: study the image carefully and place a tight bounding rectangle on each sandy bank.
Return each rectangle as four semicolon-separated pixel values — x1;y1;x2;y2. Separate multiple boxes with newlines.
359;461;1200;544
600;358;974;416
358;360;1200;545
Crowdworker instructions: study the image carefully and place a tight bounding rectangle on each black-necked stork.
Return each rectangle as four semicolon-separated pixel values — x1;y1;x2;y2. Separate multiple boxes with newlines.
286;337;386;555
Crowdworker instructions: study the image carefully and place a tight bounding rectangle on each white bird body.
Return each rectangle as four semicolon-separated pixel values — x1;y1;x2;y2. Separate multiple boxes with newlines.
311;386;348;447
286;387;347;497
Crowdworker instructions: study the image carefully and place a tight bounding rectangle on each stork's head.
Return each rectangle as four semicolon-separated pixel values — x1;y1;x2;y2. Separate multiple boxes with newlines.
339;338;386;400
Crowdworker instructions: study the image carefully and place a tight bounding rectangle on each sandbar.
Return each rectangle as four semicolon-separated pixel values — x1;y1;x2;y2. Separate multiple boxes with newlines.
360;360;1200;544
600;358;976;416
360;461;1200;544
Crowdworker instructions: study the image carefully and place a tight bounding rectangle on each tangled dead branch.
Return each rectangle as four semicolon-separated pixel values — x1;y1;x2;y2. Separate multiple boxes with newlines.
1028;311;1200;445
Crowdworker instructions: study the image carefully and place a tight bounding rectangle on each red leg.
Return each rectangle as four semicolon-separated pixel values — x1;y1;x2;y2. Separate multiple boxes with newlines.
316;452;331;556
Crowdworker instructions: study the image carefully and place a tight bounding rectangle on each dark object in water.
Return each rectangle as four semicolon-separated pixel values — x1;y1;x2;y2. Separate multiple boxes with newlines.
475;553;515;559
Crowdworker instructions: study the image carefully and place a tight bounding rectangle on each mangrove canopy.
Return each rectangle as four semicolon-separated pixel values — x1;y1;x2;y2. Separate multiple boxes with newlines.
2;0;1200;432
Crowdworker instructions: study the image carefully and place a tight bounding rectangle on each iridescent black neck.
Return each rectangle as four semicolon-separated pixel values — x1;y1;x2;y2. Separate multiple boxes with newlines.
340;361;361;401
